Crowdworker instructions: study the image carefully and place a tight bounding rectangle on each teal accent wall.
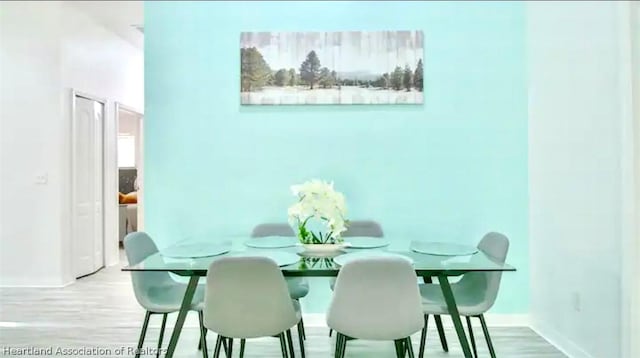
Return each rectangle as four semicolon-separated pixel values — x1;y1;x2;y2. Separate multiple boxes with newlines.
145;1;528;313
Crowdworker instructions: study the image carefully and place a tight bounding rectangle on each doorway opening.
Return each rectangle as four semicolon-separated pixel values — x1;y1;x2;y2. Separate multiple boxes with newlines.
115;103;144;263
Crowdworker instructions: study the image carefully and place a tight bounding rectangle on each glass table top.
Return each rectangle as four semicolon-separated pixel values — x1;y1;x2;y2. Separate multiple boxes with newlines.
122;243;515;277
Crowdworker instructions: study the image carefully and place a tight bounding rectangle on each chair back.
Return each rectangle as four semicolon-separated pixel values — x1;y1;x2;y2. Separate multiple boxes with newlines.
341;220;383;237
251;223;295;237
203;256;299;338
327;257;423;340
456;232;510;313
123;232;174;309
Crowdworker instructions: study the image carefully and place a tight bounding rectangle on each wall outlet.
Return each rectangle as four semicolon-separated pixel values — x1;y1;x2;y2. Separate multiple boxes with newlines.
35;173;48;184
571;292;581;312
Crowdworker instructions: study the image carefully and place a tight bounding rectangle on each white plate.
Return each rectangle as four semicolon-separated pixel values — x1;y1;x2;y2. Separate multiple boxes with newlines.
161;242;230;258
225;251;300;267
344;237;390;249
245;236;298;249
410;241;478;256
333;251;414;266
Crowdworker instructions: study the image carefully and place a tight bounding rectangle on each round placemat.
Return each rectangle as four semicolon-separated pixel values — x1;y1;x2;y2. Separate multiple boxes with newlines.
161;242;231;259
245;236;299;249
410;241;478;256
333;251;414;266
225;251;300;267
344;237;390;249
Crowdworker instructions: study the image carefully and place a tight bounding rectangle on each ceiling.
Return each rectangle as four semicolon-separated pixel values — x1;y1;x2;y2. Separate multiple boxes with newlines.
66;1;144;50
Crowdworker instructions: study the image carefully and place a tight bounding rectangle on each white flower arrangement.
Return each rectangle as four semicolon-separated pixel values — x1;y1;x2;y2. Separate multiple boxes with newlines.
288;179;348;244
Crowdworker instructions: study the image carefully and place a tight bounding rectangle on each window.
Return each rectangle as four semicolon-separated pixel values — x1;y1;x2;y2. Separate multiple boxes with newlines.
117;134;136;168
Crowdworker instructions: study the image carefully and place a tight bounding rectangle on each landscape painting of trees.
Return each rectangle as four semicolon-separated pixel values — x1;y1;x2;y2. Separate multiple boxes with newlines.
240;31;424;105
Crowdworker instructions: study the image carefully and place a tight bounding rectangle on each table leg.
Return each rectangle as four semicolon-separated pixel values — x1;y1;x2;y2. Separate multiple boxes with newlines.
422;276;449;352
165;276;199;358
437;274;473;358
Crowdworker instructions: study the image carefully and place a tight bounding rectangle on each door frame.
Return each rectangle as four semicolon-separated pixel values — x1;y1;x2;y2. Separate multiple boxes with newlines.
621;1;640;357
70;89;107;278
113;102;144;239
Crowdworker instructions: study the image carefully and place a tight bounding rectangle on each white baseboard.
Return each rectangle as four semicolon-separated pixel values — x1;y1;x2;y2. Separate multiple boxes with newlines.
530;320;595;358
0;280;73;288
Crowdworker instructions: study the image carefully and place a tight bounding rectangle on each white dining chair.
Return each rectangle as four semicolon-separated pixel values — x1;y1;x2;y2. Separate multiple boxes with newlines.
203;256;304;358
418;232;510;358
327;257;424;358
123;232;208;358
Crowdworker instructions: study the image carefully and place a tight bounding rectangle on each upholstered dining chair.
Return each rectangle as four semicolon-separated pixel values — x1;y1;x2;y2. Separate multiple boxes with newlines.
251;223;308;341
251;223;310;301
327;257;424;358
329;220;384;291
328;220;385;337
203;256;304;358
342;220;384;238
123;232;207;358
328;220;449;353
418;232;510;358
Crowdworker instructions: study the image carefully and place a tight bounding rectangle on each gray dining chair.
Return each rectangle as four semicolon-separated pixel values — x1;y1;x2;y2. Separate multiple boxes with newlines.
251;223;309;341
328;220;384;337
123;232;208;358
327;257;424;358
329;220;384;292
252;223;309;300
418;232;510;358
328;220;448;352
203;256;304;358
342;220;384;238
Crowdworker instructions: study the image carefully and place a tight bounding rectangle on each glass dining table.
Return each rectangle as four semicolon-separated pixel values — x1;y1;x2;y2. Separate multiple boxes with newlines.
122;242;515;358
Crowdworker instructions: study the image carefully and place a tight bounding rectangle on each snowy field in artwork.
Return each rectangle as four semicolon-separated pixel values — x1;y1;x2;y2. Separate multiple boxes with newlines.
241;86;423;105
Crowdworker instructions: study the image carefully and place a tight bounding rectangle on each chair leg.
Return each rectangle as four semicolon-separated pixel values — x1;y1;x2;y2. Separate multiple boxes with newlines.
334;332;341;358
466;316;478;358
434;315;449;352
297;321;306;358
240;338;246;358
199;328;208;350
405;337;416;358
419;314;428;358
222;337;228;357
156;313;167;358
286;329;296;358
279;332;289;358
213;335;222;358
198;311;209;358
479;315;497;358
338;333;347;358
135;311;151;358
299;316;307;340
423;277;449;353
329;328;333;337
393;339;405;358
227;338;234;358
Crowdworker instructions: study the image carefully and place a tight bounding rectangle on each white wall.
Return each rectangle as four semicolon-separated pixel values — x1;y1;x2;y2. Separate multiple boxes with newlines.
0;2;66;286
528;2;634;357
0;2;143;286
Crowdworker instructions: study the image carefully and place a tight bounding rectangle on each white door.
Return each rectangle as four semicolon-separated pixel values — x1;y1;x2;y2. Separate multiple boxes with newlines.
73;94;105;278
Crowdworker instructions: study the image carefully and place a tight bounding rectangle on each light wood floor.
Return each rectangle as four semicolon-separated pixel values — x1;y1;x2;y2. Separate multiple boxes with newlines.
0;251;565;358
